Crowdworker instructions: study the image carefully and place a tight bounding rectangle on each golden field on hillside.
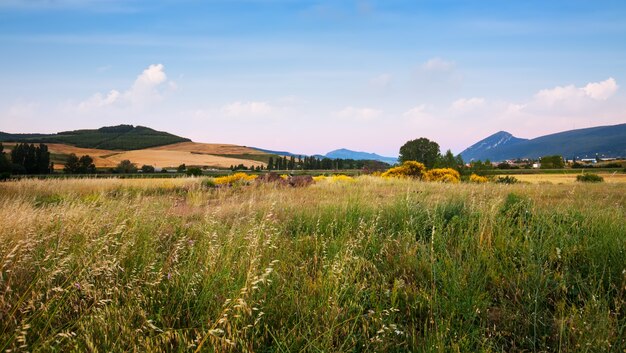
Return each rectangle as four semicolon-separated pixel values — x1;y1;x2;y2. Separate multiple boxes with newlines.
3;142;267;169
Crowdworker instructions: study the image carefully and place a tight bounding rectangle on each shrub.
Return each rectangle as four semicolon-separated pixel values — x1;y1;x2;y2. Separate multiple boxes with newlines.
141;165;155;173
186;167;203;177
495;176;519;184
213;172;258;186
330;175;355;182
381;161;426;179
201;178;216;188
469;174;489;183
312;175;327;182
576;173;604;183
423;168;460;183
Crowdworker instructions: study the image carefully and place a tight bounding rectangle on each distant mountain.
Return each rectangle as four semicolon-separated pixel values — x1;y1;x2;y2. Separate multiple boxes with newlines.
325;148;397;164
0;125;190;150
460;123;626;161
252;147;397;164
460;131;528;161
250;147;303;157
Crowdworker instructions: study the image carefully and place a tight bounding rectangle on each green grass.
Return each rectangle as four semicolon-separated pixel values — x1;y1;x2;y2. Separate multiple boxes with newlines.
0;177;624;352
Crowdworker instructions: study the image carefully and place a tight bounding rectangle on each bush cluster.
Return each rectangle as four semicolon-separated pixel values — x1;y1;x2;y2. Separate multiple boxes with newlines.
423;168;460;183
576;173;604;183
469;174;489;183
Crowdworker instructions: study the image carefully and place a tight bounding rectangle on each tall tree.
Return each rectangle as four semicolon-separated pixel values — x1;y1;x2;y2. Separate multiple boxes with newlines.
267;157;274;170
399;137;440;168
78;155;97;173
0;143;11;174
64;153;81;174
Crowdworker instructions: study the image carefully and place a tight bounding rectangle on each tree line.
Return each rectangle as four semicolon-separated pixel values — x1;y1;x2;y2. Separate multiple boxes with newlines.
265;155;389;171
0;143;52;176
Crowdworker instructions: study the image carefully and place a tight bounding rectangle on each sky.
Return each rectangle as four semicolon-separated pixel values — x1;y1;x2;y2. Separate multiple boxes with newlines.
1;0;625;156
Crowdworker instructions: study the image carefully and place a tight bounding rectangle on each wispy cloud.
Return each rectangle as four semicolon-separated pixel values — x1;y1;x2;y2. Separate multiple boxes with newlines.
76;63;172;112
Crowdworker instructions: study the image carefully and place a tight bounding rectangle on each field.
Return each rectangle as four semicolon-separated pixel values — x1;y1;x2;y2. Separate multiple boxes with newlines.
500;172;626;184
2;142;268;170
0;177;624;352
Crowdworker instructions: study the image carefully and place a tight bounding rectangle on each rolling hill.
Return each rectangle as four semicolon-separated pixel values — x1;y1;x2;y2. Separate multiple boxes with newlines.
0;124;190;150
460;123;626;161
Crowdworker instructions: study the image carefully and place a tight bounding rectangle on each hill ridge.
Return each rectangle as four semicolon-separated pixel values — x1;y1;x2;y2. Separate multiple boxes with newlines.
460;123;626;161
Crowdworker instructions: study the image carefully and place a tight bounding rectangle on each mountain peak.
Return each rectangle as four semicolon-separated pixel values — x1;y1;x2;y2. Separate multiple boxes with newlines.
460;131;527;161
460;123;626;161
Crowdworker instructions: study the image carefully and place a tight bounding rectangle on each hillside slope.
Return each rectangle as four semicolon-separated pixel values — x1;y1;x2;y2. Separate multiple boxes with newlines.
0;125;190;150
460;123;626;161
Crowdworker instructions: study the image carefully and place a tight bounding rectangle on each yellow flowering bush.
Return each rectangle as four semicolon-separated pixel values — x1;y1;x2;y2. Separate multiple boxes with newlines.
213;172;258;186
423;168;460;183
312;175;355;183
381;161;426;179
330;175;355;182
312;175;327;182
469;174;489;183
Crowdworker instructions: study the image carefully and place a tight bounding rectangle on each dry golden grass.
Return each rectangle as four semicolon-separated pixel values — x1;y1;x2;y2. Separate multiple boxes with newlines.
3;142;266;169
0;176;624;351
503;172;626;184
103;149;264;169
148;141;266;155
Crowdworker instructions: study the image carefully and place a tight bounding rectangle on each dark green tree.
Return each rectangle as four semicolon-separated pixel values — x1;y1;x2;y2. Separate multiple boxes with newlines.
186;167;202;176
540;155;564;169
399;138;440;168
177;164;186;173
141;165;155;173
63;153;81;174
0;143;11;177
116;160;137;174
78;155;97;173
267;157;274;170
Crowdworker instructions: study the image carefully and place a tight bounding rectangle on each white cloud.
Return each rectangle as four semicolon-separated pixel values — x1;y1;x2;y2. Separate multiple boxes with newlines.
76;63;170;112
583;77;618;100
534;77;618;105
78;90;121;111
421;57;455;72
334;106;382;121
221;101;273;117
451;97;486;112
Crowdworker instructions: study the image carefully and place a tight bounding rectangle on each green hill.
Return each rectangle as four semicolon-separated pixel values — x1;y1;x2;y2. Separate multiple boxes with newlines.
0;125;190;150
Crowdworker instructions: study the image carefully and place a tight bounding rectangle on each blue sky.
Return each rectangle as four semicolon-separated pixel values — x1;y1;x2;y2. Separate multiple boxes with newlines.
1;0;625;156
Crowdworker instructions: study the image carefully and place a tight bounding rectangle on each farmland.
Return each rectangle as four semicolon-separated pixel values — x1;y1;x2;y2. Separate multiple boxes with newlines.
2;142;268;170
1;176;624;352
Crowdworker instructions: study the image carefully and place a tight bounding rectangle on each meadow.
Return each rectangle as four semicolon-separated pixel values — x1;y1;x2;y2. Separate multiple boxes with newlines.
0;176;624;352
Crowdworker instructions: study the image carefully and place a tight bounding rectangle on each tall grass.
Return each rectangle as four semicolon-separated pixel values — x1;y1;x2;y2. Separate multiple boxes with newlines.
0;177;624;352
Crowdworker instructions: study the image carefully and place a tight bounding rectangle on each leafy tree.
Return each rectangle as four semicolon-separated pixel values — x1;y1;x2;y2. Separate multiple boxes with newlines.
0;143;11;172
10;143;51;174
78;155;96;173
399;138;440;168
141;165;155;173
267;157;274;170
177;164;186;173
436;149;458;169
540;155;564;169
186;167;202;176
64;154;80;173
116;160;137;174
